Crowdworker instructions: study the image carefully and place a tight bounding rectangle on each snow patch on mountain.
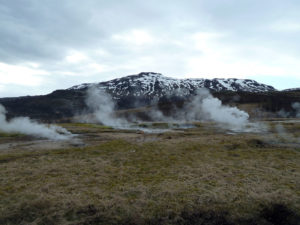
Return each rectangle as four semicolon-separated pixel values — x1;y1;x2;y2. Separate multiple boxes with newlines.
68;72;276;97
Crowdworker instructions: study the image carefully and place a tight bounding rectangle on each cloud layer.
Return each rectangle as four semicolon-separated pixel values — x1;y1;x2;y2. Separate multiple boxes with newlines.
0;0;300;97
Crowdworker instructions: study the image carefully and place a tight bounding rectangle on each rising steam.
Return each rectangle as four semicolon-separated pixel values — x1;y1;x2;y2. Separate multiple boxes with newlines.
146;89;251;131
275;124;300;144
85;87;255;132
0;104;72;140
292;102;300;118
278;102;300;118
183;89;249;130
85;86;129;128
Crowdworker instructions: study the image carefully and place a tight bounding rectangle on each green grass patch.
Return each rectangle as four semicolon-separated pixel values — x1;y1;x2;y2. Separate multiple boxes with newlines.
60;122;113;129
0;131;25;138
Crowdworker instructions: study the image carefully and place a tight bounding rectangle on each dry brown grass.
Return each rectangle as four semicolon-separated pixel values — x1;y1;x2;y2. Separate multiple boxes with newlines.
0;121;299;224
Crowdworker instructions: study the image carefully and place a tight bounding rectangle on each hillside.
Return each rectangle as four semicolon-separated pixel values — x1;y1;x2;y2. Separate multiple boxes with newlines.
69;72;276;96
0;72;299;121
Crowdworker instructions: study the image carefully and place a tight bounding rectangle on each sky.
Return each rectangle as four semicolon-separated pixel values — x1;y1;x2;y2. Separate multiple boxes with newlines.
0;0;300;97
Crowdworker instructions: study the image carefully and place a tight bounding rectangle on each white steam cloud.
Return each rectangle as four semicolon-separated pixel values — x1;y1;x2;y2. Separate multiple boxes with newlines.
146;89;252;131
278;102;300;118
85;87;257;132
292;102;300;118
275;124;300;144
0;104;73;140
184;89;249;130
85;86;129;128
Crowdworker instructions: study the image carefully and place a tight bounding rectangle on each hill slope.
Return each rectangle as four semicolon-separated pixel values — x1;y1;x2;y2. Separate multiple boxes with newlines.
0;72;299;121
69;72;276;98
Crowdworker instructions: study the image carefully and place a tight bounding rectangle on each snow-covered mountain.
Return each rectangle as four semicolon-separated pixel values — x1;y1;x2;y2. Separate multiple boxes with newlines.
69;72;276;98
2;72;299;121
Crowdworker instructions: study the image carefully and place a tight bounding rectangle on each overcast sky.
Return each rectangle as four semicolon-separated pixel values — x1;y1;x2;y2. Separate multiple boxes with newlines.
0;0;300;97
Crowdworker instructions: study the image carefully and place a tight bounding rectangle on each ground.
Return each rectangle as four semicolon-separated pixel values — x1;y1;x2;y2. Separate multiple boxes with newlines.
0;120;299;225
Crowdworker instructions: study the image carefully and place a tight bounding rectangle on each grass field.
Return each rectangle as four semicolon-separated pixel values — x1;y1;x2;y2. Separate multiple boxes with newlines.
0;121;299;225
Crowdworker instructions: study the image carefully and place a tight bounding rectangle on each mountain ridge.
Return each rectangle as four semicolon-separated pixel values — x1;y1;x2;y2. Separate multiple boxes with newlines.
68;72;276;98
1;72;299;121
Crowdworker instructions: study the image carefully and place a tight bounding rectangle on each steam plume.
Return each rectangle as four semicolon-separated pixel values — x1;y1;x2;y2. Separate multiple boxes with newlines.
292;102;300;118
147;89;251;131
275;124;300;144
85;86;129;128
0;104;72;140
184;89;249;130
85;87;256;132
277;102;300;118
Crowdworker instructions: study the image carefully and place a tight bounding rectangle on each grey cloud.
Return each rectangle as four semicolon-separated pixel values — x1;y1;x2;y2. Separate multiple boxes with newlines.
0;0;300;97
2;0;300;65
0;0;165;64
198;0;300;55
0;0;103;63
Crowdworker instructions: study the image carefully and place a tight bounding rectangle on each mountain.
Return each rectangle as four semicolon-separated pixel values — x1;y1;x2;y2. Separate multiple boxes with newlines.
282;88;300;92
0;72;299;121
69;72;276;98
